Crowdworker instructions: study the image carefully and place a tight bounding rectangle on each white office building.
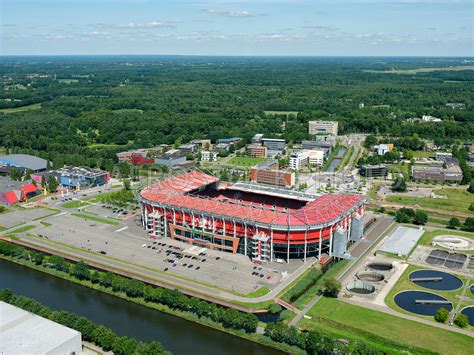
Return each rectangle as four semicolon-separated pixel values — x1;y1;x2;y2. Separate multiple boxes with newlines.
308;120;338;136
201;150;218;162
289;150;324;170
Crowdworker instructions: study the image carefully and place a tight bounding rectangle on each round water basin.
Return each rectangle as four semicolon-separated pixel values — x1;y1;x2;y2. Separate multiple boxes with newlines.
394;290;452;316
357;271;385;282
409;269;463;291
367;262;393;272
346;280;375;295
460;306;474;326
470;284;474;295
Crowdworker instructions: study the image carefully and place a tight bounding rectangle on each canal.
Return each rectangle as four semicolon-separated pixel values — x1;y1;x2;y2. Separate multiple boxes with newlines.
327;147;346;173
0;259;281;355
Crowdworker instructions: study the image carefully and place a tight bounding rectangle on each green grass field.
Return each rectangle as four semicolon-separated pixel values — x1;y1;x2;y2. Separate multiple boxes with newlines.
62;200;90;209
71;213;119;225
8;225;36;234
263;110;299;116
386;188;474;214
300;297;473;355
0;103;41;114
411;150;435;158
417;228;474;253
227;156;267;166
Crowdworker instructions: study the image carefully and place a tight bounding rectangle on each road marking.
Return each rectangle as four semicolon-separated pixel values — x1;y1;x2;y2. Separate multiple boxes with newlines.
115;226;128;233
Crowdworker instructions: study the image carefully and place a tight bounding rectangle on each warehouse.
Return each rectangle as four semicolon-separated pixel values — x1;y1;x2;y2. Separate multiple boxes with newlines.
0;154;47;172
139;171;366;263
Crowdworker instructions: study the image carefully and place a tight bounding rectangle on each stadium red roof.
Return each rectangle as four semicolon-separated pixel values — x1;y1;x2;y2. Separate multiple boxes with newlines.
140;171;365;227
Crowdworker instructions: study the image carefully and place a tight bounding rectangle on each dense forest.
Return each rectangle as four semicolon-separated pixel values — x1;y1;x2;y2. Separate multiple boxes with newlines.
0;56;473;169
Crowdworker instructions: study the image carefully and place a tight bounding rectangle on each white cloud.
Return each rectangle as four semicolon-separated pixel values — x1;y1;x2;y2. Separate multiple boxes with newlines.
204;9;254;18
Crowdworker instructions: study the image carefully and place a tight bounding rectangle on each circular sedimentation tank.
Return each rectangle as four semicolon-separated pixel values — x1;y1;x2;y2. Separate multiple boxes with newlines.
367;262;393;272
346;280;376;295
470;284;474;295
460;306;474;326
357;271;385;282
394;290;452;316
409;269;463;291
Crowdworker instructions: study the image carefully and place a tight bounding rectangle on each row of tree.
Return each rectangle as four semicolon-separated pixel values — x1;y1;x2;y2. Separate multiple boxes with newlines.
0;289;168;354
0;242;258;334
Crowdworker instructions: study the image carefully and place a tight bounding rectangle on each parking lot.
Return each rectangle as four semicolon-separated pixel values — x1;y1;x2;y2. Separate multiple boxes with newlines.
0;208;56;230
31;211;287;295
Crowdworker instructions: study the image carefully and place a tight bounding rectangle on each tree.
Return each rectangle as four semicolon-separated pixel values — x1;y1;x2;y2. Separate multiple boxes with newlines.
447;217;460;229
413;210;428;225
363;135;377;149
463;217;474;232
47;175;58;193
268;303;282;314
41;175;46;190
322;277;341;298
391;175;407;192
453;313;469;328
434;308;450;323
123;178;131;190
71;261;90;280
468;180;474;193
469;202;474;212
92;325;117;351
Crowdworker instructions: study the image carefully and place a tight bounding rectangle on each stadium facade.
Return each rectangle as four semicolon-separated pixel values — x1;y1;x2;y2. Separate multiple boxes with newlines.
138;171;366;263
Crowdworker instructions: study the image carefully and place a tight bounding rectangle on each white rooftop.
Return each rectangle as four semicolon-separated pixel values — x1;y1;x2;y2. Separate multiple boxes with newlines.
379;226;425;256
0;301;82;355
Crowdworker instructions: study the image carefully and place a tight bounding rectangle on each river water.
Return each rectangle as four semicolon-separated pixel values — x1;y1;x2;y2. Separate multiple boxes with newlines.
0;259;281;355
327;147;347;173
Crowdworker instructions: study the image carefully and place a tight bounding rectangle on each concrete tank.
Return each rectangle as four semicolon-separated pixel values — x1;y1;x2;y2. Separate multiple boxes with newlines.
332;227;347;257
350;215;364;242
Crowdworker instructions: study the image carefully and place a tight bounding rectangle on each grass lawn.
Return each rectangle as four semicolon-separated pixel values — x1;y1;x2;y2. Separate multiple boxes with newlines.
263;110;299;116
386;187;474;214
40;221;52;227
62;200;90;209
411;151;434;158
227;156;267;167
293;260;349;309
0;103;41;113
70;213;119;225
58;79;79;84
300;297;473;355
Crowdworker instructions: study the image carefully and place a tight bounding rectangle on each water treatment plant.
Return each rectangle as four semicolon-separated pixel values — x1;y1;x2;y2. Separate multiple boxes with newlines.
394;291;452;316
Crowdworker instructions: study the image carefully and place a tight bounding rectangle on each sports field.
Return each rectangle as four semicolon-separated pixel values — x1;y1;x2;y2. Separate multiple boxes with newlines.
227;156;267;166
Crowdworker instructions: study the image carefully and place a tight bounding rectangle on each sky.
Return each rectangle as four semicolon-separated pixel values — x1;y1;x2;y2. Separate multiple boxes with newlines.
1;0;472;56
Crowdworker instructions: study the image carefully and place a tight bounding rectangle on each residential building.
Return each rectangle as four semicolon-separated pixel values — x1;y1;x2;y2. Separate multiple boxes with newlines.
201;150;218;162
308;120;338;136
251;133;264;144
247;144;267;158
359;164;389;178
0;301;82;355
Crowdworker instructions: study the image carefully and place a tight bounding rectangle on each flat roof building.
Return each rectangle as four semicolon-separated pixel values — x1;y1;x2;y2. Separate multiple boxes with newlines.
0;154;47;172
359;164;389;178
251;134;264;144
289;150;324;170
308;120;338;136
0;176;38;205
250;166;295;188
0;301;82;355
155;155;186;168
247;144;267;158
261;138;286;156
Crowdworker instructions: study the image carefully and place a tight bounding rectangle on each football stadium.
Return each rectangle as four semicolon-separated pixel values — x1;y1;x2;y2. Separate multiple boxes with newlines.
138;171;366;263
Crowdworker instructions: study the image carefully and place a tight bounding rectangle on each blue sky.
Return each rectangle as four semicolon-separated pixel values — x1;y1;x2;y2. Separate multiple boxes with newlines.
1;0;472;56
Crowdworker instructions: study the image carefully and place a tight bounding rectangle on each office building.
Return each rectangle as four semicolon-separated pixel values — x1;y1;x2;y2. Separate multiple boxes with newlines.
308;120;338;136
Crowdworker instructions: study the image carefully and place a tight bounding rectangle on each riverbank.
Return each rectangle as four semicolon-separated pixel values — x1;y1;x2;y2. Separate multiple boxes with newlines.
0;254;301;354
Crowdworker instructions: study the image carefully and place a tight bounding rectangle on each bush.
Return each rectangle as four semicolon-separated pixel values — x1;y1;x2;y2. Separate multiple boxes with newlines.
454;313;469;328
434;308;449;323
268;303;282;314
447;217;460;229
281;268;322;303
322;277;341;298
